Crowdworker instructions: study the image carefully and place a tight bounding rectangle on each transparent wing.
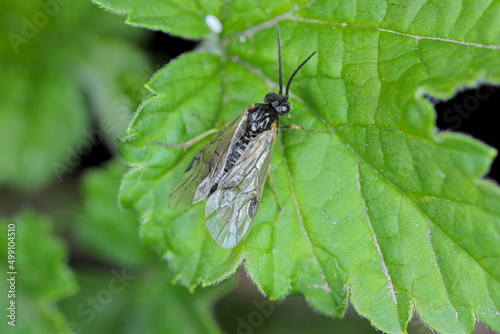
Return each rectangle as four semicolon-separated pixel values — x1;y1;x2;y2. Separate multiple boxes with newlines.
205;121;278;248
168;109;251;210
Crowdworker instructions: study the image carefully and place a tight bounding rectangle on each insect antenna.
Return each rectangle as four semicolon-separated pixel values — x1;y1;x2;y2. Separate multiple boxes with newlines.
276;24;283;96
285;51;317;100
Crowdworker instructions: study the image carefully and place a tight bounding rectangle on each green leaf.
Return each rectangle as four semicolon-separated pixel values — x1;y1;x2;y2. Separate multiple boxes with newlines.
62;160;233;334
92;0;224;38
59;267;233;334
0;0;149;190
110;1;500;333
0;212;78;334
75;160;156;267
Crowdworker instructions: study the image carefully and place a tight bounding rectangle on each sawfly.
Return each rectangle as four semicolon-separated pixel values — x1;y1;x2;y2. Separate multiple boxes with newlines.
164;25;316;249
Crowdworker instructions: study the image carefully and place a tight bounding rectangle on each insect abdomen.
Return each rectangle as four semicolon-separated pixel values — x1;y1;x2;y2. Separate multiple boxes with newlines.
224;132;253;172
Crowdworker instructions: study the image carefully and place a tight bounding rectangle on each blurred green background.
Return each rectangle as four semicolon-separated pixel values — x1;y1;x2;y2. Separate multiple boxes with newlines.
0;0;498;333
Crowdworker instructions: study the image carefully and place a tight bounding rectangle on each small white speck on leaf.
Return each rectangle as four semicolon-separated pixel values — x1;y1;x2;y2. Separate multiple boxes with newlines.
205;14;222;34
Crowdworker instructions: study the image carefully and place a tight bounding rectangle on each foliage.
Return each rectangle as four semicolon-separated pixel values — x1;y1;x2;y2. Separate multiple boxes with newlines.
97;0;500;333
0;162;233;334
59;160;232;333
0;0;149;190
0;213;78;334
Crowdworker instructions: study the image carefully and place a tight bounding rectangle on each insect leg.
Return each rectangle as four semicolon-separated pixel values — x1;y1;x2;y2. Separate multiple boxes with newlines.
190;112;228;127
280;124;331;133
268;164;282;212
152;128;221;151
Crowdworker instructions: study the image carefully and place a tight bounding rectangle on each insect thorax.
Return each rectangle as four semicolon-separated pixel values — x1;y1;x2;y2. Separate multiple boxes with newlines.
247;103;279;133
222;104;278;175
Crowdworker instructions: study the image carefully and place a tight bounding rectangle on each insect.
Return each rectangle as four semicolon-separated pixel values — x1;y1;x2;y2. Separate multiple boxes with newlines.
165;25;316;249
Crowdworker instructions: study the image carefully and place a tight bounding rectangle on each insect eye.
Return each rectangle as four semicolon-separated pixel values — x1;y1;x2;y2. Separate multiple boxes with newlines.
277;103;290;115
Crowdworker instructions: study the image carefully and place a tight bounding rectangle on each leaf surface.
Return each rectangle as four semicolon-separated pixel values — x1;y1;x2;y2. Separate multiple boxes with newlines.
0;213;78;334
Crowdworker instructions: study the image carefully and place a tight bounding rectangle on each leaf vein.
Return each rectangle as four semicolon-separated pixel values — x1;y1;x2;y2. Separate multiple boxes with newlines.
288;17;500;50
425;218;463;329
406;0;429;34
356;157;398;305
279;131;335;296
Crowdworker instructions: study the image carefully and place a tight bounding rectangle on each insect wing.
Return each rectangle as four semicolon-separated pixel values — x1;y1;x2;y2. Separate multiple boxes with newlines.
168;110;249;210
205;121;278;248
